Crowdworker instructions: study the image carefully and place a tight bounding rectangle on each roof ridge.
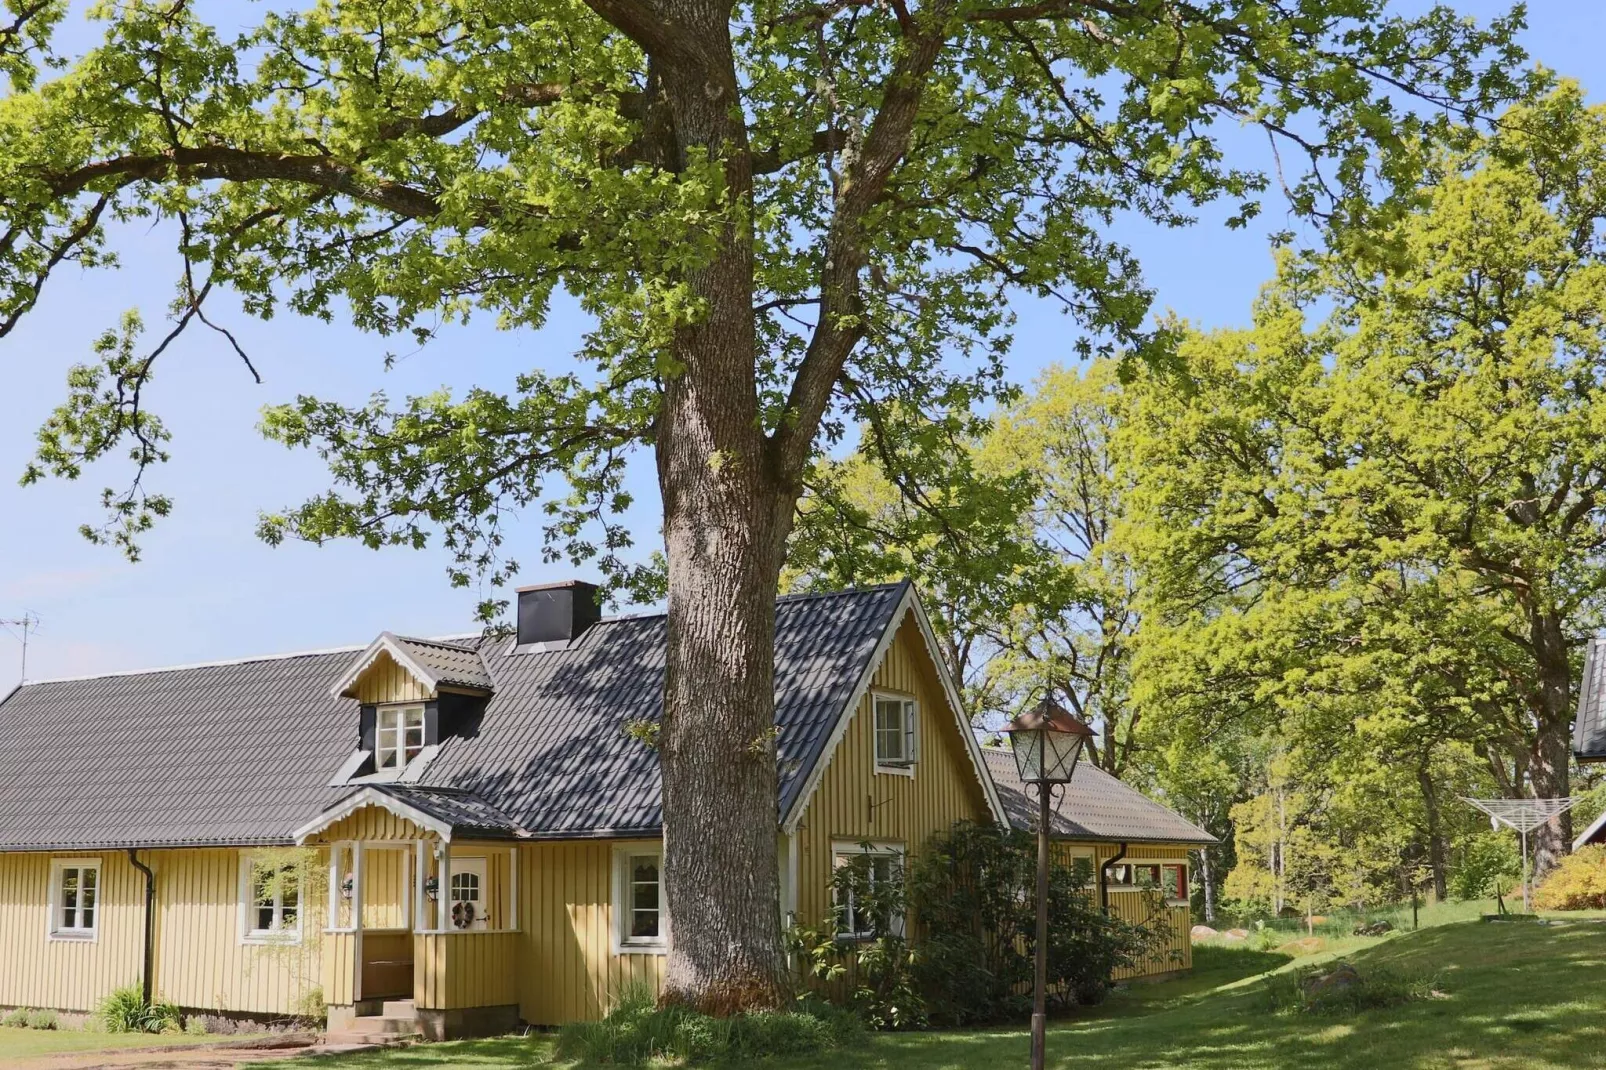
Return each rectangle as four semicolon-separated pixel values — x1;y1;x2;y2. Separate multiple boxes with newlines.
9;586;907;690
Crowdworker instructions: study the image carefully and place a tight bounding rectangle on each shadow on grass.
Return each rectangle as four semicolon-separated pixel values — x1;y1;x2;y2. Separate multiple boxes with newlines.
263;921;1606;1070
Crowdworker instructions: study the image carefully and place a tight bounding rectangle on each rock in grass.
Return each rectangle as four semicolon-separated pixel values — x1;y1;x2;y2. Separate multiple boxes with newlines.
1191;925;1218;939
1300;962;1362;1003
1353;920;1394;936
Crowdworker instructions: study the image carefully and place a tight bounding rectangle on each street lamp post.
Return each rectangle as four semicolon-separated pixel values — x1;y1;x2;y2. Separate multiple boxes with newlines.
1004;693;1094;1070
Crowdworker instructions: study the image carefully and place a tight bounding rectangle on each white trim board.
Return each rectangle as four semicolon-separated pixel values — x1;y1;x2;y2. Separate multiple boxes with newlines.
781;583;1008;833
293;787;455;844
329;632;444;700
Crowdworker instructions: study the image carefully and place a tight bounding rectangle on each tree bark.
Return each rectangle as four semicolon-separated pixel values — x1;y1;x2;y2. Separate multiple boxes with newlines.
1417;762;1448;902
1198;846;1216;923
1529;608;1575;879
646;0;795;1013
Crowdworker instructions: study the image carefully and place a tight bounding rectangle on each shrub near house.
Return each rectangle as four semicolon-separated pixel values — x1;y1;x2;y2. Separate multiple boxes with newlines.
1535;846;1606;910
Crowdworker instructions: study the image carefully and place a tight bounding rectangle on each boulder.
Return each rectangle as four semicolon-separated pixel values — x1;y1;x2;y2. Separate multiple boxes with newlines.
1278;936;1325;956
1353;920;1394;936
1191;925;1218;939
1300;961;1362;1003
1220;928;1250;942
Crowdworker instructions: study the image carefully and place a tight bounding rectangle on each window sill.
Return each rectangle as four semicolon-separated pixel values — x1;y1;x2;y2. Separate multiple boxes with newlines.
614;939;668;956
873;764;915;778
242;932;303;946
47;930;97;944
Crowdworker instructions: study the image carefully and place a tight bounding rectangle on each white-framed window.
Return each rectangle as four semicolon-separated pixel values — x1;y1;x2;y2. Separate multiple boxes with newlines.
872;693;919;774
48;859;100;941
1107;861;1189;905
376;705;426;770
831;842;906;940
611;845;667;954
240;855;302;943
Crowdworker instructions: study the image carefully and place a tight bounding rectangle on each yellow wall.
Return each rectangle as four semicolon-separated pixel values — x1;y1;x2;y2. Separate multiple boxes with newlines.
361;847;409;930
515;840;665;1025
416;931;519;1009
353;650;433;704
791;613;993;926
0;848;321;1016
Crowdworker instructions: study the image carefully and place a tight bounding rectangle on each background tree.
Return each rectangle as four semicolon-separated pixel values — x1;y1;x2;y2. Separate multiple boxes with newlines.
1121;87;1606;878
4;0;1525;1007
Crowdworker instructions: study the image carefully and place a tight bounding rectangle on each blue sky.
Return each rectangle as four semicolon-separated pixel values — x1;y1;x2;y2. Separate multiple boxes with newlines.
0;0;1600;687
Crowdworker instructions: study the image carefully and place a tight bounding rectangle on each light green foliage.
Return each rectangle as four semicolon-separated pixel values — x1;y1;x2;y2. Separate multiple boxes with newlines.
0;0;1527;620
1534;845;1606;911
1121;89;1606;894
1;1008;28;1028
24;1009;57;1031
96;985;179;1034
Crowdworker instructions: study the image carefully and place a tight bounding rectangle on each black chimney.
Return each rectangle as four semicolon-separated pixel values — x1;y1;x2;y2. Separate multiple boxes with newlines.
515;580;602;649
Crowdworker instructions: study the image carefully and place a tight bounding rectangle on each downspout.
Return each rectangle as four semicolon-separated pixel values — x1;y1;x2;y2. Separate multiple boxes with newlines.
127;849;156;1006
1100;843;1128;913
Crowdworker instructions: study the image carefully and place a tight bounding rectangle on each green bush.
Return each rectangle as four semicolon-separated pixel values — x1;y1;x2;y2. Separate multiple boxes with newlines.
25;1009;57;1030
97;985;181;1034
1450;831;1521;902
1535;845;1606;911
553;984;853;1065
2;1008;30;1028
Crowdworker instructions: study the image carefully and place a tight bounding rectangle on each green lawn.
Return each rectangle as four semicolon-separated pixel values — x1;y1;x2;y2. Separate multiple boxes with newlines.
259;917;1606;1069
0;1025;273;1058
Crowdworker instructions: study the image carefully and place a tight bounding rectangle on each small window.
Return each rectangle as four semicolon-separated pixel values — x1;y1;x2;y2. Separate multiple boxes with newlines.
613;847;667;953
50;860;100;940
832;845;905;940
1108;862;1188;903
242;857;301;942
873;694;918;771
376;706;426;770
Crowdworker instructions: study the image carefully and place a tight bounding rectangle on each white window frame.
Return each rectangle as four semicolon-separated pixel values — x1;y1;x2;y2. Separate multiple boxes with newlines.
1106;859;1190;907
239;854;304;945
831;841;906;941
376;704;427;772
611;844;668;955
47;858;101;943
872;692;919;776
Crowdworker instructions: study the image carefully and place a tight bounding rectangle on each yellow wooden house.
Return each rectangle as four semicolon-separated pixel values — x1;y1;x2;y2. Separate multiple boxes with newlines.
0;580;1211;1039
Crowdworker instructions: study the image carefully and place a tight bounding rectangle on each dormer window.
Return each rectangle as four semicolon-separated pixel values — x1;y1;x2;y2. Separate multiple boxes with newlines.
377;705;425;770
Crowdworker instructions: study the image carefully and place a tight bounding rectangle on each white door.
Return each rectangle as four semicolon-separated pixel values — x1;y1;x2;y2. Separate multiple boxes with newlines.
448;857;489;930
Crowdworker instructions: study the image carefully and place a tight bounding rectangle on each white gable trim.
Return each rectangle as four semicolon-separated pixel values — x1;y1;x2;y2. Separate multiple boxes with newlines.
292;787;454;844
328;632;440;700
781;585;1008;833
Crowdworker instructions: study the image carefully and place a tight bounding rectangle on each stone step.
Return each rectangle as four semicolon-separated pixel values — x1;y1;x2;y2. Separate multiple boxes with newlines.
345;1015;421;1035
323;1031;422;1048
381;999;417;1018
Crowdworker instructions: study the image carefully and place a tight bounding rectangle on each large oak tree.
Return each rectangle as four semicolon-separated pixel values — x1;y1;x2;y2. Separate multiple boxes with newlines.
4;0;1523;1009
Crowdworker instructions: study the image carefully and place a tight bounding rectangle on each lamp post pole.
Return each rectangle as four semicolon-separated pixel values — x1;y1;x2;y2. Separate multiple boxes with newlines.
1004;689;1093;1070
1032;779;1051;1070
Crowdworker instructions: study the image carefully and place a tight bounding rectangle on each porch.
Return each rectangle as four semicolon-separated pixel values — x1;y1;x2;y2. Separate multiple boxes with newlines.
295;786;526;1039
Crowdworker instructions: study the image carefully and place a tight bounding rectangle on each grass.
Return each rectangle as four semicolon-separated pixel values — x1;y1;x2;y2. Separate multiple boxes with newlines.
255;909;1606;1068
0;1025;272;1058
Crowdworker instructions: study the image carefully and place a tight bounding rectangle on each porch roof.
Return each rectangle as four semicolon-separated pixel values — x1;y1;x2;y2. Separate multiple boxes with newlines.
293;785;527;843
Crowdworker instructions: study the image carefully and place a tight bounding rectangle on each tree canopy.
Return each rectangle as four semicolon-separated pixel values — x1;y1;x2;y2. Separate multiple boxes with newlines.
3;0;1531;1006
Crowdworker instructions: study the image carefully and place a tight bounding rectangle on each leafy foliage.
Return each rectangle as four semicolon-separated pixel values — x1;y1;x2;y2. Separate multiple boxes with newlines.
553;981;858;1064
790;823;1171;1029
1264;964;1443;1016
97;985;180;1034
1534;846;1606;911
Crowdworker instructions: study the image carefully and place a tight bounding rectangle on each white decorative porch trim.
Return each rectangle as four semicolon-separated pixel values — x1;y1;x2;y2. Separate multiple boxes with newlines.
292;786;456;844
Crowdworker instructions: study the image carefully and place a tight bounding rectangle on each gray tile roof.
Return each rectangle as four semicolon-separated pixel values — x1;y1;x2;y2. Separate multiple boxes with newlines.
983;749;1215;846
391;635;494;693
371;786;526;839
1574;637;1606;761
0;583;906;851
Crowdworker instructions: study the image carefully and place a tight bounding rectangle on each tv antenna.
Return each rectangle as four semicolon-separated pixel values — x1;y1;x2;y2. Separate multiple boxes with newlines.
0;612;40;684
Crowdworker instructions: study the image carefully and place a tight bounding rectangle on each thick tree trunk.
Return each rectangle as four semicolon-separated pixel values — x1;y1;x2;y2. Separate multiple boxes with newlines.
1198;846;1216;923
1417;763;1448;902
648;0;793;1014
1529;609;1575;879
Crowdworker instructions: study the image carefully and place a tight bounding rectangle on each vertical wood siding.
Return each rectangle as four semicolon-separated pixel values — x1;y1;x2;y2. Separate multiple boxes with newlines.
0;851;144;1012
353;652;433;704
515;841;665;1026
415;932;519;1009
1086;842;1194;978
0;849;321;1015
322;931;357;1006
317;810;429;844
792;615;992;927
360;847;409;930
